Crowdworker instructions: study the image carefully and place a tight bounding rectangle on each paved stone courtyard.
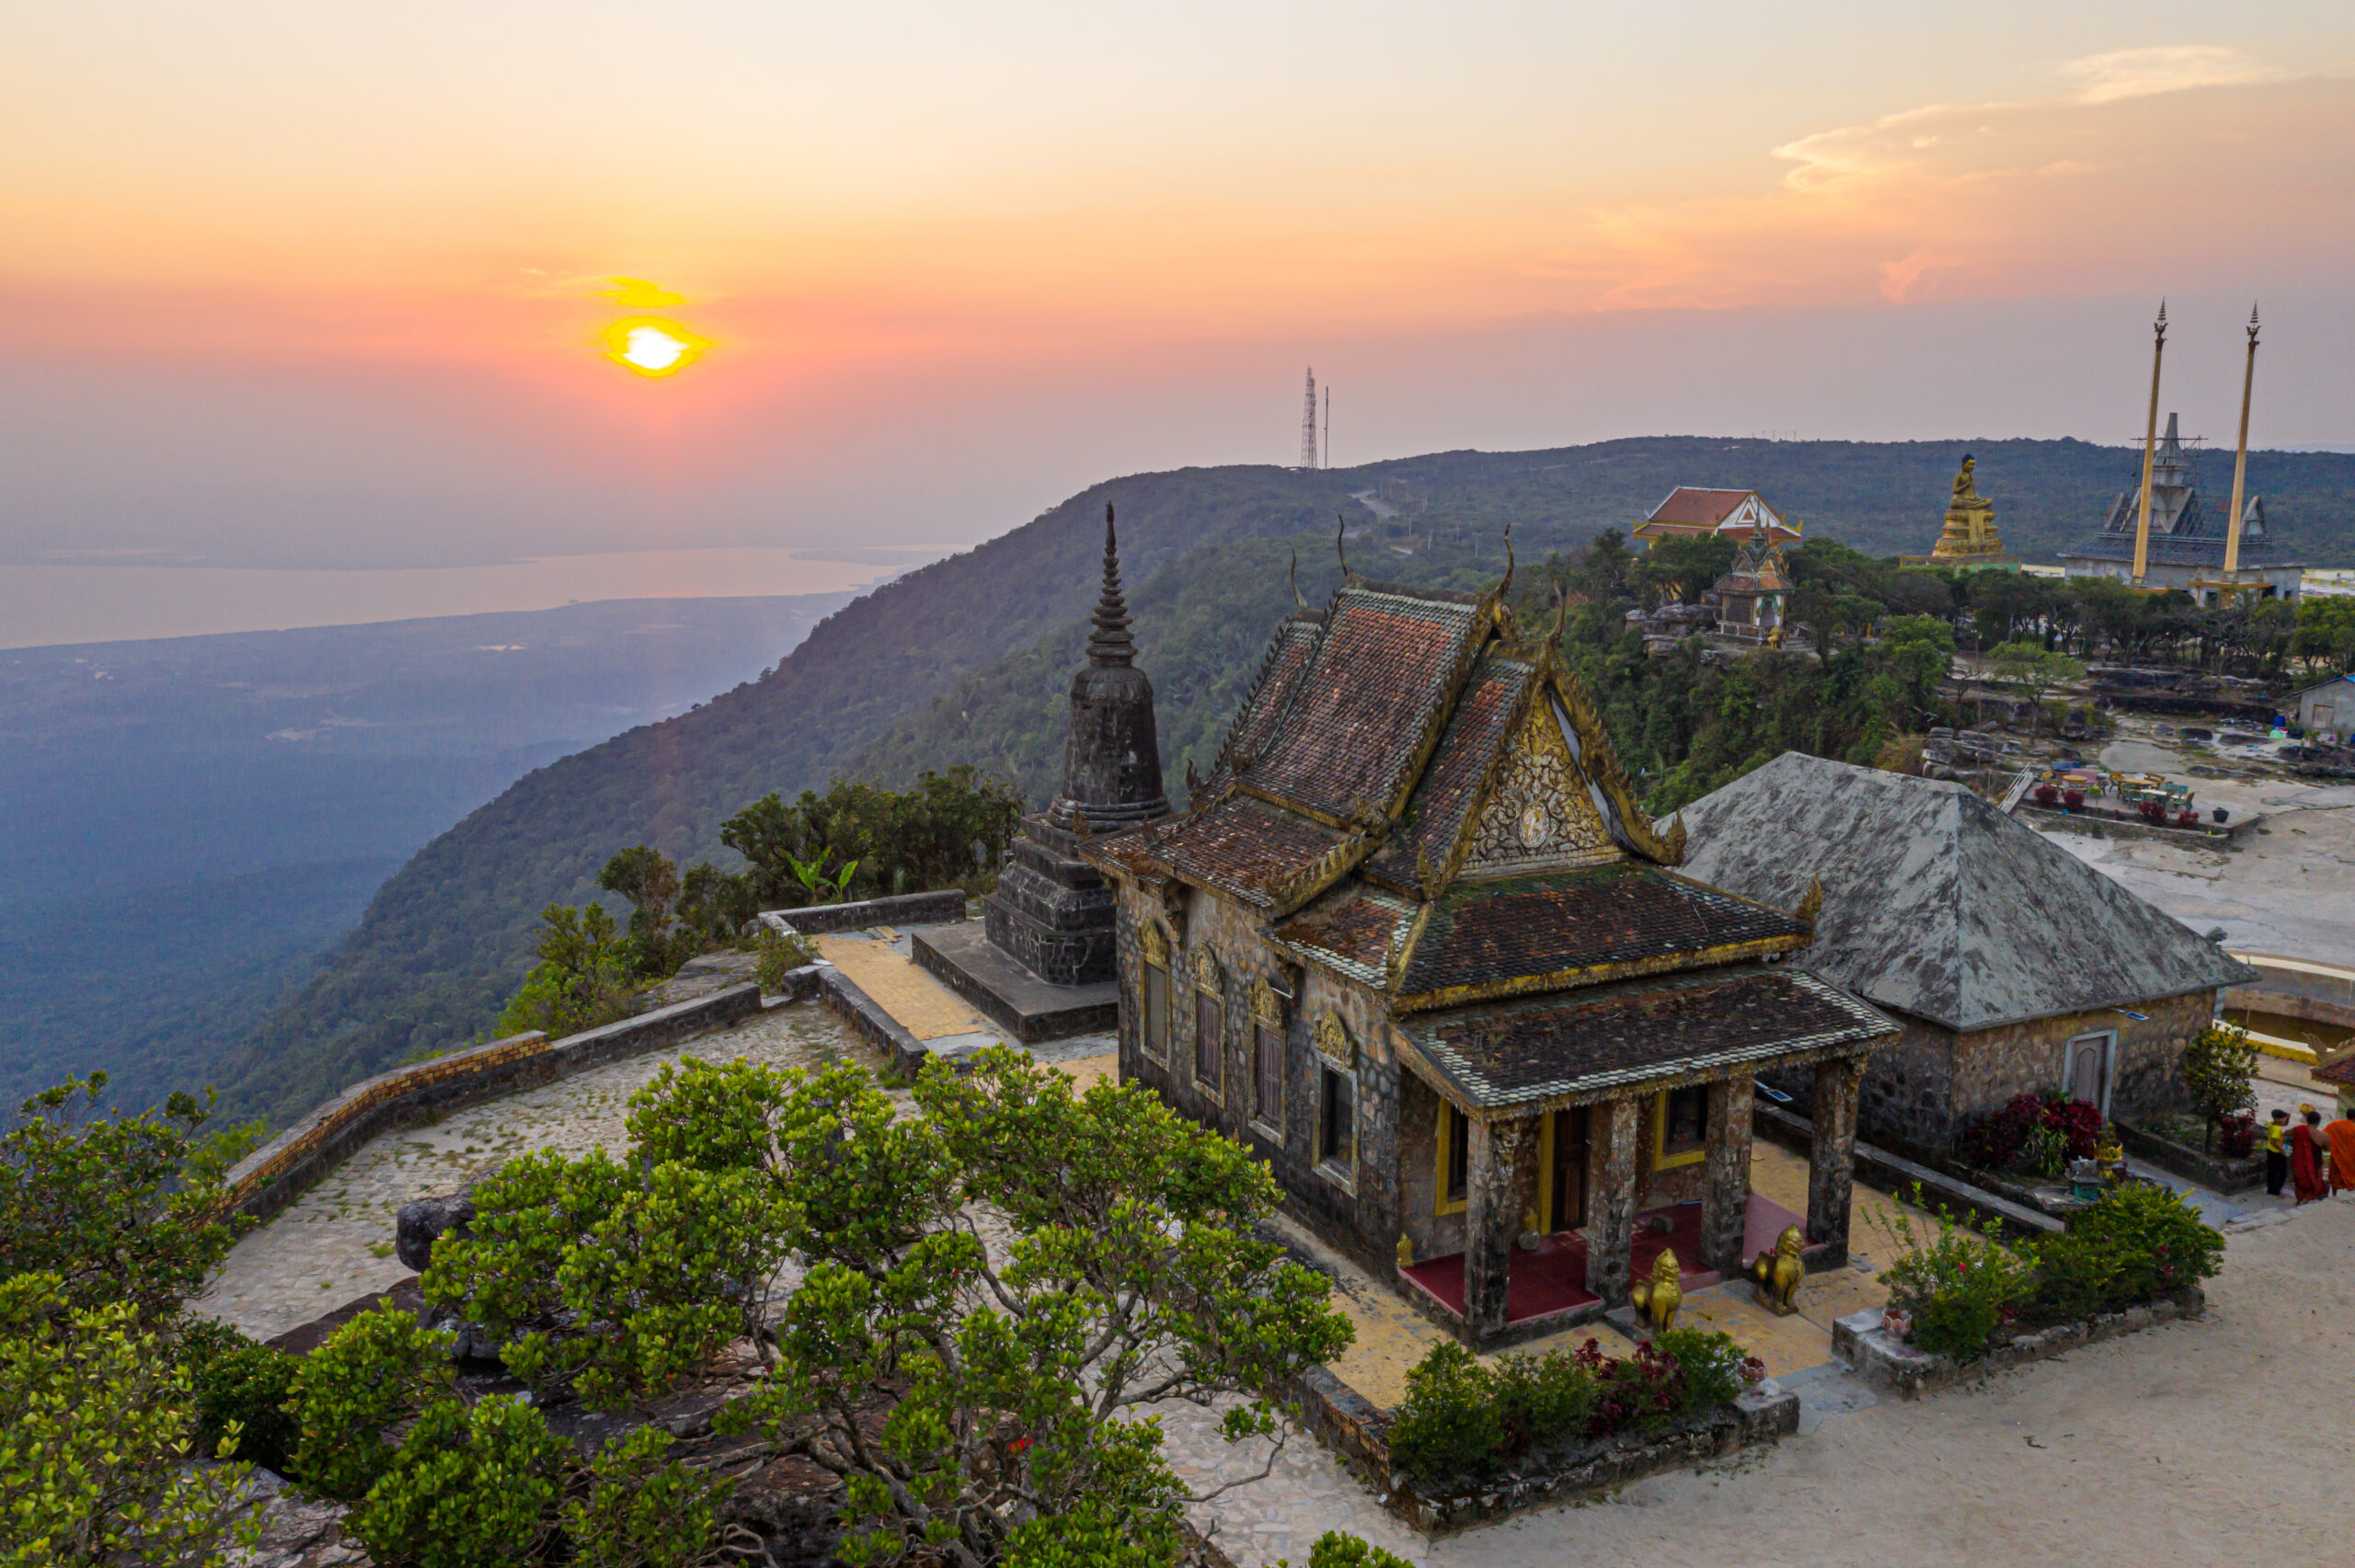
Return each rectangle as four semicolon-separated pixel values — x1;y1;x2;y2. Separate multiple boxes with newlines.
201;1002;885;1341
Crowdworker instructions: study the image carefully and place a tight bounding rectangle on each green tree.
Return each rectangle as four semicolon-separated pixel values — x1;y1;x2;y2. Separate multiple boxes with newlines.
490;903;638;1041
1985;640;2085;738
0;1074;244;1323
598;844;684;978
406;1049;1350;1568
2183;1022;2260;1150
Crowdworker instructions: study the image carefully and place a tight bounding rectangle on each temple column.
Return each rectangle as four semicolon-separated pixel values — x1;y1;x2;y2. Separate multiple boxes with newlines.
1582;1096;1642;1308
1462;1114;1540;1338
1808;1054;1867;1267
1698;1076;1754;1277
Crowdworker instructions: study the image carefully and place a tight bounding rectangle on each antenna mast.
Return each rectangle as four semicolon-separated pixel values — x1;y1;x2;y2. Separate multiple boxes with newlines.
1299;368;1318;470
2223;303;2259;577
1323;384;1331;469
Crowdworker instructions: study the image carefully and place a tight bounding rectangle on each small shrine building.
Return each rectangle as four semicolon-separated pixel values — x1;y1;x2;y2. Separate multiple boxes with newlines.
1699;522;1793;643
1081;561;1896;1344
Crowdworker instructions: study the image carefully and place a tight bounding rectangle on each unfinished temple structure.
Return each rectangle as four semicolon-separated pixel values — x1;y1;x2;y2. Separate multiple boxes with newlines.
1082;559;1896;1344
2059;414;2303;602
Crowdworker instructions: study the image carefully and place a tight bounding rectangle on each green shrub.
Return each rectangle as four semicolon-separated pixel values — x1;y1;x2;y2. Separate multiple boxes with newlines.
2035;1183;2223;1320
184;1116;273;1187
0;1274;261;1565
491;903;639;1041
1492;1347;1596;1452
1865;1188;2039;1360
1649;1327;1757;1416
1297;1533;1418;1568
560;1426;733;1568
343;1394;567;1568
179;1318;303;1475
753;925;821;992
288;1306;457;1499
1386;1342;1503;1482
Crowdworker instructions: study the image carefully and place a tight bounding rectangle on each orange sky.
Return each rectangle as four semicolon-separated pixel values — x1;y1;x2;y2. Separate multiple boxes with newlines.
3;4;2351;573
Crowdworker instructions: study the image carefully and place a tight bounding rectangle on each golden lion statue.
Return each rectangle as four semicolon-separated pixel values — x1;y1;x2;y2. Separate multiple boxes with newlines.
1751;1225;1806;1316
1629;1247;1683;1333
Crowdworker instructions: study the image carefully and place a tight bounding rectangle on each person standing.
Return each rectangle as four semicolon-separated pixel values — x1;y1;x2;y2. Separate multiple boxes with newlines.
2326;1104;2355;1197
2289;1108;2329;1205
2264;1108;2292;1197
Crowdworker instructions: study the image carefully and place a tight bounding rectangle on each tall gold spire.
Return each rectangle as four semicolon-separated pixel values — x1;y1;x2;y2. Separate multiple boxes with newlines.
2131;301;2167;585
2223;303;2259;577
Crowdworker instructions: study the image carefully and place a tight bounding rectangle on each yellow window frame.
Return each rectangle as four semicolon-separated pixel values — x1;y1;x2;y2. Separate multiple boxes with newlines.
1435;1105;1560;1233
1652;1088;1706;1172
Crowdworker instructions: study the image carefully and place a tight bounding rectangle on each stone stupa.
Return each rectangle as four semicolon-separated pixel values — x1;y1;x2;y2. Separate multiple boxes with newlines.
913;504;1172;1036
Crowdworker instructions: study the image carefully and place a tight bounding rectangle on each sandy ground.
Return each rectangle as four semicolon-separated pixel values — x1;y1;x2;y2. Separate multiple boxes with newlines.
1169;1196;2355;1566
2039;720;2355;962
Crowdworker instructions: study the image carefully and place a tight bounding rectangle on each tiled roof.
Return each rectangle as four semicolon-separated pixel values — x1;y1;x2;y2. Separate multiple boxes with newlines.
1271;886;1416;986
1361;655;1534;892
1407;967;1895;1109
1146;793;1352;911
1238;583;1485;821
2060;532;2295;568
1204;612;1322;790
2316;1053;2355;1088
1644;487;1754;529
1395;864;1809;1005
1673;752;2261;1030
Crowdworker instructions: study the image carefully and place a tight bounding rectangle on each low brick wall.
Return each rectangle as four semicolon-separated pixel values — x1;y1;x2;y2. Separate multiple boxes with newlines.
758;889;966;936
1833;1288;2205;1400
222;983;766;1223
2015;802;2254;849
819;967;932;1080
2114;1121;2267;1194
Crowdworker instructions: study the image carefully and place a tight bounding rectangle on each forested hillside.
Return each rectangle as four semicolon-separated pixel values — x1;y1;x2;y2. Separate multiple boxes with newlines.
221;436;2355;1122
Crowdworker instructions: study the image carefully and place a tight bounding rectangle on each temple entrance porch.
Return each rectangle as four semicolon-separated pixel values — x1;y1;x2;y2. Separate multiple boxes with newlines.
1397;1190;1822;1330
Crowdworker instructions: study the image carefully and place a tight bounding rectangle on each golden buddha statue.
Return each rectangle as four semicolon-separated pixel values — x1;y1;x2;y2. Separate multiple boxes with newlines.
1927;453;2014;567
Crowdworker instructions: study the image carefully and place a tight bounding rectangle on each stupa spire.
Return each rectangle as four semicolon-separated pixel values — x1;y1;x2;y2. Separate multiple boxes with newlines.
1088;504;1136;667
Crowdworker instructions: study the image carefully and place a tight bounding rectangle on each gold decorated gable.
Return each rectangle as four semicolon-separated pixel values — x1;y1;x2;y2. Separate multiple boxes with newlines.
1458;700;1618;879
1191;949;1221;992
1314;1011;1354;1068
1138;921;1168;967
1252;978;1284;1025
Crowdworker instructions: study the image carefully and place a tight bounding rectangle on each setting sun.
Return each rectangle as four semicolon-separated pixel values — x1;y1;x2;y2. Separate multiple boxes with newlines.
600;315;713;378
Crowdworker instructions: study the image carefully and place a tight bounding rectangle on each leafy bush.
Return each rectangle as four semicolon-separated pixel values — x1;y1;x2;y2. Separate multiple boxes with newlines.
753;925;821;991
1294;1534;1418;1568
719;766;1023;908
2183;1024;2260;1147
1959;1093;2102;1174
1386;1342;1502;1483
0;1273;261;1565
288;1306;458;1499
560;1426;737;1568
0;1074;246;1323
184;1115;273;1187
2033;1183;2223;1321
342;1394;569;1568
1865;1190;2039;1359
1388;1329;1758;1484
180;1318;303;1475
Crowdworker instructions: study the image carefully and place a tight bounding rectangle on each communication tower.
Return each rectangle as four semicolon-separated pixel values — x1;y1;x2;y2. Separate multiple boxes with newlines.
1299;368;1318;470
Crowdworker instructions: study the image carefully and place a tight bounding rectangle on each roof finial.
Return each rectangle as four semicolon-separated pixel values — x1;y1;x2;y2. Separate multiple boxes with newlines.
1086;502;1136;668
1498;523;1514;601
1290;548;1307;609
1335;514;1350;578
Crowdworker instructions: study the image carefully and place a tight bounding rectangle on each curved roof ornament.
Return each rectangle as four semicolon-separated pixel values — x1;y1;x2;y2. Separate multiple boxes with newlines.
1499;524;1514;600
1335;515;1350;579
1290;548;1307;609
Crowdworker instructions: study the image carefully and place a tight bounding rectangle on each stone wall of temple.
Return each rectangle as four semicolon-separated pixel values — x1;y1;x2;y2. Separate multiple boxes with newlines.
1765;990;2211;1157
1113;882;1403;1277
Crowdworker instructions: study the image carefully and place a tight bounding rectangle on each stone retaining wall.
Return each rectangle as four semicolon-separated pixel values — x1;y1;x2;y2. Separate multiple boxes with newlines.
757;889;966;936
1832;1288;2204;1400
2015;801;2254;849
222;983;767;1223
1752;1101;2063;1237
2114;1121;2267;1194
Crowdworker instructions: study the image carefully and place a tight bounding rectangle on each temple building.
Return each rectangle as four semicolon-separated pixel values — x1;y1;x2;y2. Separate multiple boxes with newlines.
1630;487;1799;549
2058;414;2303;602
1080;559;1895;1345
1676;753;2256;1158
1901;453;2017;571
915;507;1173;1039
1699;522;1793;643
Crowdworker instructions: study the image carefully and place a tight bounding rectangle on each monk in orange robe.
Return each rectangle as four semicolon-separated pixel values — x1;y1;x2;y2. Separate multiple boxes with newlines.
2289;1110;2329;1205
2326;1108;2355;1196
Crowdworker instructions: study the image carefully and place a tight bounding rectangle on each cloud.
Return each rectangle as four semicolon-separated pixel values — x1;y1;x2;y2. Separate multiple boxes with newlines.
1879;251;1959;303
2061;45;2268;105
